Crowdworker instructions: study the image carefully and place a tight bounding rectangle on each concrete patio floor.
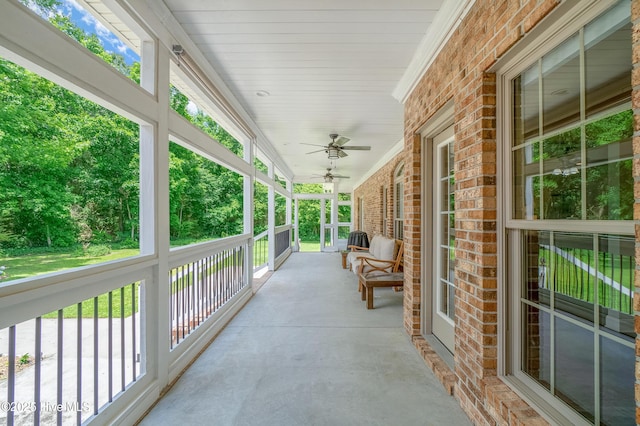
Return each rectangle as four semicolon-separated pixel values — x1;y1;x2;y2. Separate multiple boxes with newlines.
139;252;471;426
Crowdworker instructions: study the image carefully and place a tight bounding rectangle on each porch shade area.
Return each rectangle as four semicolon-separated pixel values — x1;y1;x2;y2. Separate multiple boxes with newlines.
140;252;470;425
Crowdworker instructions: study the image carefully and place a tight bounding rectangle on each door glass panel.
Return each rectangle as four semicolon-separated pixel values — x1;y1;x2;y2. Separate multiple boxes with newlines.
437;141;455;321
439;281;449;316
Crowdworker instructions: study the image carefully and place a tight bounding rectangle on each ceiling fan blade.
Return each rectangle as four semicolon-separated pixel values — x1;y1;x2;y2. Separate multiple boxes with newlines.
300;143;326;147
334;136;350;146
305;148;326;154
338;150;348;158
341;145;371;151
332;175;350;179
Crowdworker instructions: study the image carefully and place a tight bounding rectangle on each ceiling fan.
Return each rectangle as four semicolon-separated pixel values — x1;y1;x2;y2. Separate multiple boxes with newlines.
312;168;350;183
304;133;371;159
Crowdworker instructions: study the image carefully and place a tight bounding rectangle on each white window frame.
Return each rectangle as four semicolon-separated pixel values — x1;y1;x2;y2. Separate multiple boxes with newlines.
394;163;404;239
495;1;632;425
383;185;388;237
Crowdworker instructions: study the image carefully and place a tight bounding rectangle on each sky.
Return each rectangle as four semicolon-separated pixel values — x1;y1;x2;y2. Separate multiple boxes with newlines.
28;0;200;114
60;0;140;64
28;0;140;65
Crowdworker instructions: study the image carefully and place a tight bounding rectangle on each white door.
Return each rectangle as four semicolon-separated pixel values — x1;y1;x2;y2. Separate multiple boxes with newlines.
432;126;455;353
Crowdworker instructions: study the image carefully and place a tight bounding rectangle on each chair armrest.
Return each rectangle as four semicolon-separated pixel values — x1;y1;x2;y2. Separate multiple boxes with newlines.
358;257;395;274
348;245;369;252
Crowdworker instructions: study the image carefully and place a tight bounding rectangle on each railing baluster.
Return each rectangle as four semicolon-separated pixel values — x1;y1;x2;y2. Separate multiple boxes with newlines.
76;303;82;426
121;286;125;391
188;262;193;333
132;283;137;381
108;291;113;401
93;297;98;416
57;309;63;425
34;318;41;426
181;265;185;341
7;325;16;426
196;259;201;327
630;256;634;313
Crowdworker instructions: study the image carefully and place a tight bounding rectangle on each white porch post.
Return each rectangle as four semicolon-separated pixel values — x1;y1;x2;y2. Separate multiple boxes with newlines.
245;138;255;287
293;197;300;251
139;39;171;390
286;180;293;225
267;162;275;271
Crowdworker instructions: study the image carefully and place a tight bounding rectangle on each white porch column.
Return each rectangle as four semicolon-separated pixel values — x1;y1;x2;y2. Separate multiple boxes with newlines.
293;198;300;251
140;39;171;391
267;162;275;271
244;138;255;287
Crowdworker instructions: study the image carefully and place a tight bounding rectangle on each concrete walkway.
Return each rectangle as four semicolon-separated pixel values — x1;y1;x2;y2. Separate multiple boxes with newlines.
140;252;471;426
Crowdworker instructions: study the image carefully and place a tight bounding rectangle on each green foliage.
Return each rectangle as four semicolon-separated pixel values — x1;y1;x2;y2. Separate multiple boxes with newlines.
85;244;111;257
0;6;252;261
294;183;323;193
18;354;30;365
297;199;321;240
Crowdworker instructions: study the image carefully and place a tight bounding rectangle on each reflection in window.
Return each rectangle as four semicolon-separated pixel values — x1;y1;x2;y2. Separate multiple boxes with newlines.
512;2;632;221
394;164;404;240
511;3;634;424
520;230;635;424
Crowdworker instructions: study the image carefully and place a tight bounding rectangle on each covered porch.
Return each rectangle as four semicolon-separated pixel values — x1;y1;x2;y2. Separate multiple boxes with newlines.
140;252;470;425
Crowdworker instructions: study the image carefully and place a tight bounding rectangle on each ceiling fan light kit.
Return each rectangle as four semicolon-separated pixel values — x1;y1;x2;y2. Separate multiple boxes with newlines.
327;147;340;159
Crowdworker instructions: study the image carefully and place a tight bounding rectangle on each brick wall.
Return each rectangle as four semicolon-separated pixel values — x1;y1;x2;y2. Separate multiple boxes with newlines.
405;1;561;422
355;0;570;424
352;152;404;240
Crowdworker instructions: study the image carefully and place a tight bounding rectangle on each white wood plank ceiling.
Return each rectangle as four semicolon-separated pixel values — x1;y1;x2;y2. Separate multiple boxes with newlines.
162;0;447;191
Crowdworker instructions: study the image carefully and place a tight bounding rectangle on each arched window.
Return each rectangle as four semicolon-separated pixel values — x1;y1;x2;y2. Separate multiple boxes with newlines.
394;163;404;240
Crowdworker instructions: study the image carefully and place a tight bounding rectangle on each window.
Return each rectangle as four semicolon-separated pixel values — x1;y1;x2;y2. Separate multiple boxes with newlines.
507;2;634;424
394;164;404;239
437;140;455;322
382;186;388;237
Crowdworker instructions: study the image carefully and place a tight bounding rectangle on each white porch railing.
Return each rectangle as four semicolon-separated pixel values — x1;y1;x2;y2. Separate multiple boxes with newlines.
0;234;252;425
168;236;249;349
274;225;292;269
253;230;268;272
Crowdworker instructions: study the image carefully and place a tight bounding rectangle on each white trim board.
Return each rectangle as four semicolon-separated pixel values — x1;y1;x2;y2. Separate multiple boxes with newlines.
352;138;404;191
392;0;475;104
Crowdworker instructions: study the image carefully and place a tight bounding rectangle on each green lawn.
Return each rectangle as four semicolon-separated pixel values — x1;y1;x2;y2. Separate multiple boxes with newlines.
43;283;139;319
0;248;139;282
299;240;320;252
2;238;321;318
0;247;140;318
